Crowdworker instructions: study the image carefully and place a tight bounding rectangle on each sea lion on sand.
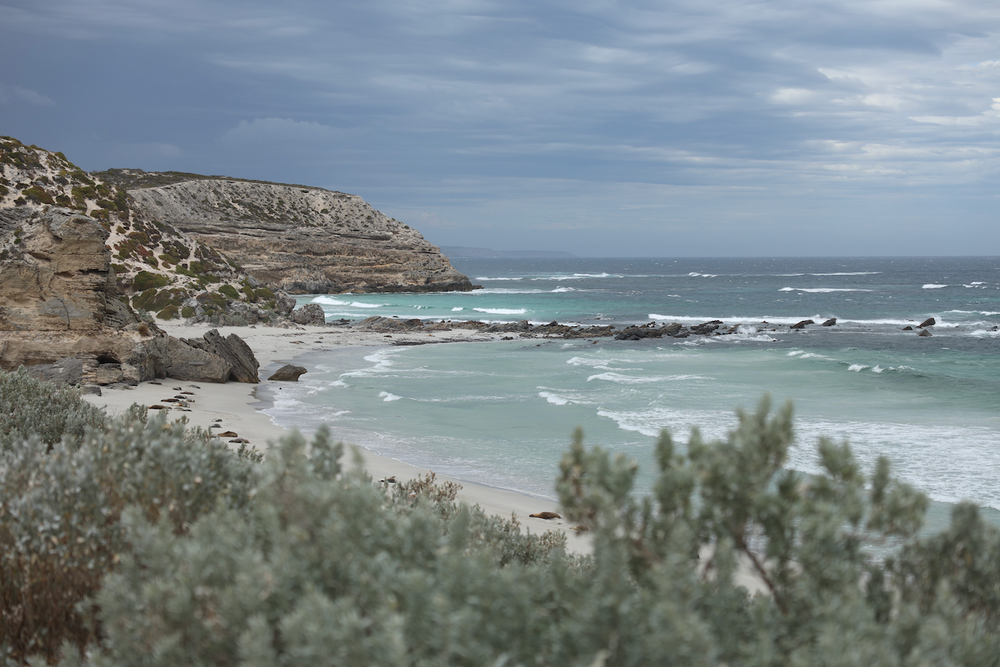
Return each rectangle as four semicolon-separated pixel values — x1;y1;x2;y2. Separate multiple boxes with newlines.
529;511;561;520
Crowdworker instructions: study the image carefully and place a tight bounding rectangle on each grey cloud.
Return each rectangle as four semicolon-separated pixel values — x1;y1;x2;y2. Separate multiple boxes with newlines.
0;83;55;106
2;0;999;254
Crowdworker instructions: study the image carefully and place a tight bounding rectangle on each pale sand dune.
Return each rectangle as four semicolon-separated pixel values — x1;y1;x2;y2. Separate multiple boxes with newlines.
84;321;593;555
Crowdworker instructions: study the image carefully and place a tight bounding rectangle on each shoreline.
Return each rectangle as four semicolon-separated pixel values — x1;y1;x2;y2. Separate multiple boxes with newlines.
83;321;594;556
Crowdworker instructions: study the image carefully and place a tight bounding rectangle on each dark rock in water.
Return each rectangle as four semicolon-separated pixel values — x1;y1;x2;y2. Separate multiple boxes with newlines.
902;326;913;331
291;303;327;326
690;320;723;335
269;364;308;382
790;319;815;330
918;329;933;337
660;322;683;336
821;318;837;327
918;317;936;328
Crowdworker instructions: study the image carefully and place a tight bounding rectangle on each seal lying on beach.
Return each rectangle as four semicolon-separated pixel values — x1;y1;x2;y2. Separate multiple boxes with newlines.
529;511;561;520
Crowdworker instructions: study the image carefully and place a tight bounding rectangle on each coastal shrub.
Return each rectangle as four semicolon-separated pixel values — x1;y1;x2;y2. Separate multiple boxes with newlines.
3;390;1000;665
0;368;106;451
156;304;179;319
180;306;195;319
132;287;188;313
197;291;229;308
69;430;569;666
219;284;240;300
132;270;169;291
0;376;261;664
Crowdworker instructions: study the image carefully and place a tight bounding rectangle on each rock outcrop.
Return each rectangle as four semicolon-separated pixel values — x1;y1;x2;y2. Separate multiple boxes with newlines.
291;303;327;326
0;207;133;331
120;175;475;294
179;329;259;383
268;364;307;382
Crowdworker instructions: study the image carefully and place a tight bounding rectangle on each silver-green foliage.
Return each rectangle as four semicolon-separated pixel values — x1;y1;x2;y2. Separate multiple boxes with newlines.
75;430;571;667
71;398;1000;667
0;394;259;663
0;368;106;450
3;371;999;666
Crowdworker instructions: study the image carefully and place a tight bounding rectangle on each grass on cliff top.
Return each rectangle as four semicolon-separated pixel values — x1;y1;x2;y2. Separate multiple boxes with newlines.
93;168;349;196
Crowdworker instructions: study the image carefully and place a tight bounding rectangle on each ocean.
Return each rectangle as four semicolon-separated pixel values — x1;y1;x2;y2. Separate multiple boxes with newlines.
260;257;1000;531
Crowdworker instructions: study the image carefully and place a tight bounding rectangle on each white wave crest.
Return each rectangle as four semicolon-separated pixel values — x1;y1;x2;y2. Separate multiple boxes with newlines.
351;301;383;308
779;287;872;293
467;288;544;295
473;307;527;315
378;391;403;402
452;307;464;312
312;296;349;305
688;272;718;277
551;287;576;293
848;364;869;372
587;372;709;384
475;276;523;281
538;391;569;406
810;271;882;276
923;284;948;289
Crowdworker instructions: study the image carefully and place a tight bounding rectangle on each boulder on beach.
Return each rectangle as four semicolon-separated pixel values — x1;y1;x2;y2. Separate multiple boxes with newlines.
291;303;327;326
268;364;308;382
180;329;260;383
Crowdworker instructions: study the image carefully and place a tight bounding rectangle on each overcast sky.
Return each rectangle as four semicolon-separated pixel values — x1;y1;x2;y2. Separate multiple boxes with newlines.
2;0;998;256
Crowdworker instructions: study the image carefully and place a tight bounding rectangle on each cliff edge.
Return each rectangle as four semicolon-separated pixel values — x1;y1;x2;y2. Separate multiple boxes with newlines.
101;170;475;295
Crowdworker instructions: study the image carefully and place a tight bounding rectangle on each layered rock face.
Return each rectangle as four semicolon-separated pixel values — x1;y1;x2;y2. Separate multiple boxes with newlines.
0;207;127;331
126;178;474;294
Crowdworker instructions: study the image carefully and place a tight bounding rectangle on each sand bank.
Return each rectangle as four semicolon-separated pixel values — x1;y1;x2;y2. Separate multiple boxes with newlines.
83;321;592;555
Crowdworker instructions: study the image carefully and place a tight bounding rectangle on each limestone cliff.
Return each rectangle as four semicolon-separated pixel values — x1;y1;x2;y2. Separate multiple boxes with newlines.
0;139;263;382
110;172;474;294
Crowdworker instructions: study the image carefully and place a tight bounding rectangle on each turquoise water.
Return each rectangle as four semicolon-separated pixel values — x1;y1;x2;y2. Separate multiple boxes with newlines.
261;257;1000;524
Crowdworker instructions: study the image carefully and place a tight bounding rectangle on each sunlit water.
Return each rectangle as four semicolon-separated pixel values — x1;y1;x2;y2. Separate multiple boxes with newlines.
259;257;1000;531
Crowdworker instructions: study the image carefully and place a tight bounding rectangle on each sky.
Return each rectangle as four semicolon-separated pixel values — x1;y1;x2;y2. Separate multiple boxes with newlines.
1;0;998;257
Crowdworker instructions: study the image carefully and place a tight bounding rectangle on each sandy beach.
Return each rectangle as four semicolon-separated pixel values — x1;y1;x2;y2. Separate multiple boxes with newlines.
83;321;594;555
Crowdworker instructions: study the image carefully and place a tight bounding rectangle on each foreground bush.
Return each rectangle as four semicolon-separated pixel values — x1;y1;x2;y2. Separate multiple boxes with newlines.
0;386;259;663
0;368;106;451
3;367;1000;666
